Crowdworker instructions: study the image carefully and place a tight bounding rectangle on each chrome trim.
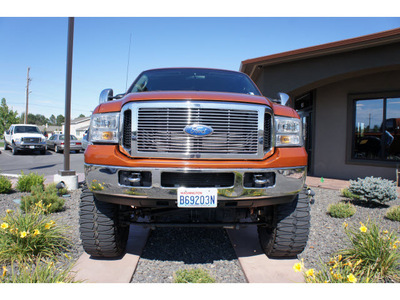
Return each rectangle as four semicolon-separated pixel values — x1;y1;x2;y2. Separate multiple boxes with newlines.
84;163;306;201
121;101;273;160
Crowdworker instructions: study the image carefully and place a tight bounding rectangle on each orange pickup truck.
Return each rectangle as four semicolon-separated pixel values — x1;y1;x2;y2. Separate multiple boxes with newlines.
79;68;311;258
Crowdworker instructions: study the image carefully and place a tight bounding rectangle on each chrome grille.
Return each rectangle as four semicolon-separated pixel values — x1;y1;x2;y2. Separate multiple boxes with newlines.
122;101;271;159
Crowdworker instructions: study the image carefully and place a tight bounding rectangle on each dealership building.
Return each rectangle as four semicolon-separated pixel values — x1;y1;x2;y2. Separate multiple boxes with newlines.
240;28;400;181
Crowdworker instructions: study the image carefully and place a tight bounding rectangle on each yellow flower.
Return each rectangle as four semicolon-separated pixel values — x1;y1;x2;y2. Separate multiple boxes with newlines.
347;273;357;283
44;223;51;230
383;230;389;235
338;255;342;261
305;269;314;277
20;231;28;238
2;266;8;277
6;209;13;214
354;259;363;267
50;220;55;225
1;222;9;230
393;244;398;249
343;222;348;229
33;229;40;236
293;262;303;272
359;225;367;233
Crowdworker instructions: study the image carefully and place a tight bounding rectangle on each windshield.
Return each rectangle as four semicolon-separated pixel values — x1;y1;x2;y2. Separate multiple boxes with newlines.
128;68;261;96
14;126;41;134
59;135;78;140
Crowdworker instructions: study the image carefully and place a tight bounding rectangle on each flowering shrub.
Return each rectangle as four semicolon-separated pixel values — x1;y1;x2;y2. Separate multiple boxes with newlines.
296;220;400;283
327;201;356;218
348;176;397;204
89;179;105;191
16;171;44;193
0;206;70;263
173;268;216;283
0;175;12;194
0;257;78;283
20;184;65;214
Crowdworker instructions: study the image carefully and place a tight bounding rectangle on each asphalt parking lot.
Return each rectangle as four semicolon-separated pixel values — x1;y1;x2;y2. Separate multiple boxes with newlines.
0;147;85;177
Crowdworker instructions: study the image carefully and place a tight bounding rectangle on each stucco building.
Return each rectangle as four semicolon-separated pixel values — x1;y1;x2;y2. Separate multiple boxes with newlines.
240;28;400;181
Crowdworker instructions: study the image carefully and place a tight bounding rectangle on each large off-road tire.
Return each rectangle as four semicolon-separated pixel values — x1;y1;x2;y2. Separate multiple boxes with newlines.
257;187;310;258
79;185;130;258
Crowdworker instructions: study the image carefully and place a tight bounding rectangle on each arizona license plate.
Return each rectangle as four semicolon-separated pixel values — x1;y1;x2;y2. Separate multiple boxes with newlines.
29;146;35;149
177;188;218;208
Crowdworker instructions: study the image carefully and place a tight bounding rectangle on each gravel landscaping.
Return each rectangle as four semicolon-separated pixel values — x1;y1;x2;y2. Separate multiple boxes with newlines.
1;182;400;283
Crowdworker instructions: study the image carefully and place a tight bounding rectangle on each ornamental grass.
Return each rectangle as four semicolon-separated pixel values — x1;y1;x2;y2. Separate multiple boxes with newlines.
385;205;400;222
296;220;400;283
173;268;216;283
0;205;71;263
0;256;78;283
327;201;356;218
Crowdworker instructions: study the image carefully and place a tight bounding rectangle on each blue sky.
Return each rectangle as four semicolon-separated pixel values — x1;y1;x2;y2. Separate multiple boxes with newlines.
1;16;400;119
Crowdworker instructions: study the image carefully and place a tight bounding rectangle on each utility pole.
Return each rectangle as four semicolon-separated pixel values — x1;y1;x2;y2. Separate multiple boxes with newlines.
25;67;31;124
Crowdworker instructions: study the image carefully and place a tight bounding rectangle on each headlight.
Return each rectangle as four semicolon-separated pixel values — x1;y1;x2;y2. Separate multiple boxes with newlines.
274;116;302;147
90;112;120;144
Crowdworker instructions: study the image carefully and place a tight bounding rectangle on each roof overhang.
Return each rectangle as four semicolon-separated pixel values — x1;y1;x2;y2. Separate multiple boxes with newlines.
240;27;400;81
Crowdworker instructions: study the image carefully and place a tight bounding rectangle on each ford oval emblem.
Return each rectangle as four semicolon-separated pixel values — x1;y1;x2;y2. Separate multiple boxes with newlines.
184;124;214;137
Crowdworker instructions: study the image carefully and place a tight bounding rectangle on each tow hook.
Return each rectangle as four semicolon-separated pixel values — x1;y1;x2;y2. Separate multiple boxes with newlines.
307;187;315;205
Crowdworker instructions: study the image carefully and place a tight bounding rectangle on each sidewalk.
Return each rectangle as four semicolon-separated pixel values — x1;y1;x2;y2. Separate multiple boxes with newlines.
306;176;349;191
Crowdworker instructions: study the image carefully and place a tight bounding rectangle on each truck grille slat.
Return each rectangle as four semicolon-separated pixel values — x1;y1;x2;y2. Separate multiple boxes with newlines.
121;101;272;159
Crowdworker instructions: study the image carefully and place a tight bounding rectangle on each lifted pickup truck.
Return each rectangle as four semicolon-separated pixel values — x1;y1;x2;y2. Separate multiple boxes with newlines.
79;68;312;258
3;124;47;155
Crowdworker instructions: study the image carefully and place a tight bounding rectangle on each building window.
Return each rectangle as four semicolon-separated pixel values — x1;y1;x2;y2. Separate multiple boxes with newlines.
353;96;400;162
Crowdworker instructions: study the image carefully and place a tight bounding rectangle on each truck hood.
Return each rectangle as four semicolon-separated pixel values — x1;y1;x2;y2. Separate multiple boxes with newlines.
13;133;45;139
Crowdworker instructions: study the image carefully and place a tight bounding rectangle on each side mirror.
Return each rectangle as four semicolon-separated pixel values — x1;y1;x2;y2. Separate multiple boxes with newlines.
5;130;10;135
99;89;114;104
278;92;290;106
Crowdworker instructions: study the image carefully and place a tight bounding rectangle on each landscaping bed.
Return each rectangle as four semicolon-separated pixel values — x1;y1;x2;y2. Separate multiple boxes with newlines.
1;175;399;283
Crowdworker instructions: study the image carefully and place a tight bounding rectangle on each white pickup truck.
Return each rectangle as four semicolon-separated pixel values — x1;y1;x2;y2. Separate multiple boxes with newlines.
3;124;47;155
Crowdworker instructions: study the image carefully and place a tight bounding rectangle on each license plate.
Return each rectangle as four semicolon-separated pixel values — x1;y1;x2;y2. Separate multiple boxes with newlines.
177;188;218;208
29;146;35;149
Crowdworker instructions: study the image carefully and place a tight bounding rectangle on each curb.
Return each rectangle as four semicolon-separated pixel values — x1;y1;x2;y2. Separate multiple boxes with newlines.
71;224;150;283
226;226;304;283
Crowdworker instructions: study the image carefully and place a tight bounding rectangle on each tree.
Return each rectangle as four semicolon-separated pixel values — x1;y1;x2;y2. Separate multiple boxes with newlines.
78;114;85;118
56;114;65;126
0;98;19;138
49;114;56;125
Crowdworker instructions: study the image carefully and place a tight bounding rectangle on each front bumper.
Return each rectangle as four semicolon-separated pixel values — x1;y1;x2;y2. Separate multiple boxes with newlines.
85;164;306;207
14;141;46;150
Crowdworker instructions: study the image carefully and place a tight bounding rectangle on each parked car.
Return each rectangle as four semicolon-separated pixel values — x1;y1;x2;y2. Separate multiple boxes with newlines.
46;134;82;153
3;124;47;155
81;134;89;150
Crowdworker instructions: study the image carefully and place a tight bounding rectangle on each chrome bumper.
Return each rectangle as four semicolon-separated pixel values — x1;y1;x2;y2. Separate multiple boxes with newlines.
84;164;306;205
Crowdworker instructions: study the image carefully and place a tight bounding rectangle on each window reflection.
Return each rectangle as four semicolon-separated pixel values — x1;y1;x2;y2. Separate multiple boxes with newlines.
353;97;400;161
385;98;400;161
354;99;383;160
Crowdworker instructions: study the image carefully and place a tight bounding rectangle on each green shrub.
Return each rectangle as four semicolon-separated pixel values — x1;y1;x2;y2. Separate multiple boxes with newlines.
348;176;397;204
0;206;71;263
297;221;400;283
386;205;400;222
0;257;78;283
0;175;12;194
20;184;65;214
173;268;216;283
327;202;356;218
16;171;44;193
340;188;360;200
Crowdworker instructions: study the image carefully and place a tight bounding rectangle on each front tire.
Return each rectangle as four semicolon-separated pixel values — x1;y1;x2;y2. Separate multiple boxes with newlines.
79;185;130;258
4;140;9;150
257;187;311;258
12;143;18;155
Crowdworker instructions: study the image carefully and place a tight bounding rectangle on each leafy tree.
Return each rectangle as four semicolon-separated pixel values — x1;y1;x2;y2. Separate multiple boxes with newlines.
49;114;56;125
56;114;65;126
19;113;49;125
78;114;85;118
0;98;19;138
